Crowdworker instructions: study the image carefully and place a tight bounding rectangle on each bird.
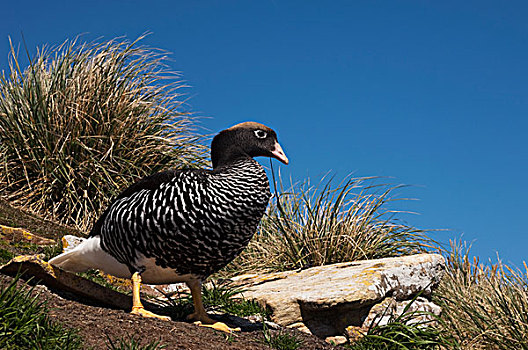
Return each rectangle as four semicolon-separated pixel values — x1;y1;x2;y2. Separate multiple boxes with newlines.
49;121;288;330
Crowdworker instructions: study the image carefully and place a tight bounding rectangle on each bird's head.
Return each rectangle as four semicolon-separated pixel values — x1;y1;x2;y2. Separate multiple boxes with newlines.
211;121;289;169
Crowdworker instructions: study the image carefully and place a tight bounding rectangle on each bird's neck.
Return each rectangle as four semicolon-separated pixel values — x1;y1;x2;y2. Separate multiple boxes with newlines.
212;156;261;173
211;147;252;169
211;157;270;194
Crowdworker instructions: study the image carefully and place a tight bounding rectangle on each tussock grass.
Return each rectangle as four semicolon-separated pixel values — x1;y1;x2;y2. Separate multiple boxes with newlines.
0;35;206;231
435;240;528;349
0;274;82;349
226;174;433;274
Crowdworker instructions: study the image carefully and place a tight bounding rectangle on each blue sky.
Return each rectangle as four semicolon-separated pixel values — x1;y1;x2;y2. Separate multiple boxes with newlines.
2;1;527;267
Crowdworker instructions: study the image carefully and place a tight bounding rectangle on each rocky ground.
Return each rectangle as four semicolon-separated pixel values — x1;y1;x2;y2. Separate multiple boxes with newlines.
0;200;334;349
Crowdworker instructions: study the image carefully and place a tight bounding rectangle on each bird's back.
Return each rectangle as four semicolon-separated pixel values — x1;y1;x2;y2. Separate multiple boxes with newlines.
92;158;271;279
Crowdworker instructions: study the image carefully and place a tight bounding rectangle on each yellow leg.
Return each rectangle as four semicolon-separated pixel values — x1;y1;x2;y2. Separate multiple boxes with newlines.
186;279;240;333
130;272;170;321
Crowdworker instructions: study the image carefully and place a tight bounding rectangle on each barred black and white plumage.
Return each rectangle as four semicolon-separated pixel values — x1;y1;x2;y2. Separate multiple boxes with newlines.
49;121;288;325
95;158;271;279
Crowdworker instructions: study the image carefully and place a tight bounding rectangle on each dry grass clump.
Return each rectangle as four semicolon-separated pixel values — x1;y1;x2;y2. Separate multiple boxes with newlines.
0;36;206;230
225;174;433;274
435;240;528;349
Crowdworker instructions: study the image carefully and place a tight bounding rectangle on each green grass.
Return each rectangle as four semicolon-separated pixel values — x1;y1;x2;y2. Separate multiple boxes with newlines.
225;174;433;274
106;334;165;350
0;239;41;255
342;292;458;349
0;238;62;265
158;288;194;320
348;322;456;350
262;322;302;350
159;280;268;320
77;269;128;293
348;313;458;349
42;240;64;261
0;274;82;349
202;280;269;318
223;297;268;317
0;247;15;265
0;35;207;231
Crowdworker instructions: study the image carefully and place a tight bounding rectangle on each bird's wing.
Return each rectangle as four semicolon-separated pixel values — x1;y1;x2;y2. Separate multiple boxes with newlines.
89;168;210;237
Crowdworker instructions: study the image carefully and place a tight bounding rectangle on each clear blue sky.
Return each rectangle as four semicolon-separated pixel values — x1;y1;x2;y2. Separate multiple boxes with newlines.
2;1;527;267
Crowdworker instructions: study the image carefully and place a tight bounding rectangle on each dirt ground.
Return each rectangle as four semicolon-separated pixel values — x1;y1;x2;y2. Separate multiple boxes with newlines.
0;268;334;350
0;199;82;240
0;200;335;350
0;272;334;350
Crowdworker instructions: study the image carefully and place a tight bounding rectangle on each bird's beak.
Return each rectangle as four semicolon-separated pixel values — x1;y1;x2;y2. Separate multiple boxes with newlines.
271;141;289;165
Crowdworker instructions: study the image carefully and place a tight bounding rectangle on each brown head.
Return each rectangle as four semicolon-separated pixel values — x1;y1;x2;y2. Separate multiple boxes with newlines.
211;121;289;169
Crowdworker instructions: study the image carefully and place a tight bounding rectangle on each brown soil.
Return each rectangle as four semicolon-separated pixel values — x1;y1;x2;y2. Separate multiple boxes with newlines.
0;200;335;350
0;198;83;240
1;273;333;350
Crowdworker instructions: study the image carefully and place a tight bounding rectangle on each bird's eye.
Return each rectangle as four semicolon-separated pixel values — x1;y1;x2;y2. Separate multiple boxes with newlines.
254;130;267;139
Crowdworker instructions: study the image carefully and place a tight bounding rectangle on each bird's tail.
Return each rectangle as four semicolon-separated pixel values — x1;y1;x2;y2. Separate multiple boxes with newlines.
49;249;92;273
49;235;131;278
49;236;102;273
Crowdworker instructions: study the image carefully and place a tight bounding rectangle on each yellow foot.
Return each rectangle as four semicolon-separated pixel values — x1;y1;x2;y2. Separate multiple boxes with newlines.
131;306;170;321
194;321;241;333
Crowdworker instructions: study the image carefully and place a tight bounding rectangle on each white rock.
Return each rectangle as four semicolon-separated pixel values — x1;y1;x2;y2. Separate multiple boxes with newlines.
231;253;445;337
287;322;312;334
325;336;348;345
